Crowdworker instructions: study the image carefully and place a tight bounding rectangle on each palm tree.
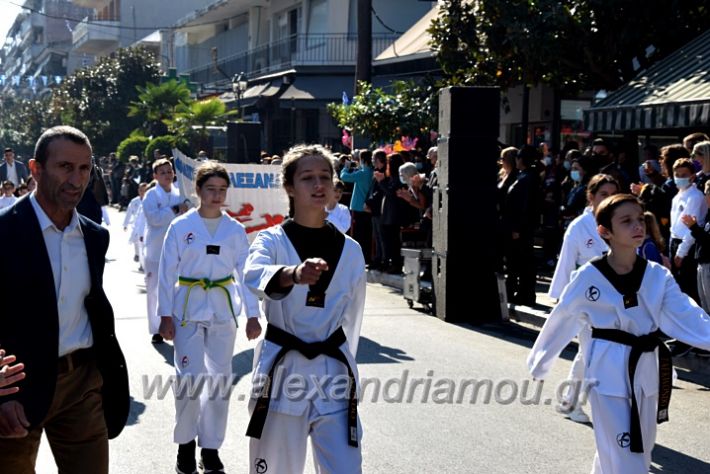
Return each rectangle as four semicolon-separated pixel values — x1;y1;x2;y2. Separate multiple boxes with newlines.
165;98;237;154
128;79;193;137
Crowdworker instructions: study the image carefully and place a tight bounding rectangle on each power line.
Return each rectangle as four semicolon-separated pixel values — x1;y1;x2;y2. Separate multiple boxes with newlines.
3;0;247;32
371;6;403;35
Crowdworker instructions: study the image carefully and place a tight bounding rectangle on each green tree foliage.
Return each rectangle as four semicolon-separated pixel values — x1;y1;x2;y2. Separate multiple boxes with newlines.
165;98;236;153
328;80;437;145
0;94;53;156
430;0;710;92
49;47;160;155
116;135;150;162
128;79;193;137
145;135;180;163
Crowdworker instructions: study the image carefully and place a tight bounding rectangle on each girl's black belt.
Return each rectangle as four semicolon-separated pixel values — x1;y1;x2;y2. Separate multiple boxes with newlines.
246;324;358;447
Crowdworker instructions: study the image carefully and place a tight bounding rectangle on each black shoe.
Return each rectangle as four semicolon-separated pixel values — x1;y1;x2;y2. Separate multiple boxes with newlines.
176;440;197;474
693;348;710;357
199;448;225;473
133;254;139;262
670;341;692;357
151;333;164;344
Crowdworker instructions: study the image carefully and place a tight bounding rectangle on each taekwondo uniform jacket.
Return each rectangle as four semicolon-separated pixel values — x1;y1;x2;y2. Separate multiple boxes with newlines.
0;196;129;438
245;224;366;416
549;208;608;299
122;195;142;229
157;208;260;322
142;184;182;262
529;258;710;398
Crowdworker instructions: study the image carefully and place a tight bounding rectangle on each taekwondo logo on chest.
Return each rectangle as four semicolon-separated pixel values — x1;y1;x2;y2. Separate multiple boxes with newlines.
185;232;195;245
616;432;631;448
586;286;600;301
585;238;594;248
254;458;268;473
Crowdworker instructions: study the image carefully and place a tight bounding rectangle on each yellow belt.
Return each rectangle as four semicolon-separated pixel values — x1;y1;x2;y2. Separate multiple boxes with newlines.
178;275;236;327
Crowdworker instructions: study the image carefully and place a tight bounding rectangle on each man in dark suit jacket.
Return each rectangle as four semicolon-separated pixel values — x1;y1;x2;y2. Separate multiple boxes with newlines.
0;148;29;185
0;126;129;473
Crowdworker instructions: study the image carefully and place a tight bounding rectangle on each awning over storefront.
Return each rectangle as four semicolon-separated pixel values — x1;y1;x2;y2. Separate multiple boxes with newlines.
278;75;354;108
584;29;710;132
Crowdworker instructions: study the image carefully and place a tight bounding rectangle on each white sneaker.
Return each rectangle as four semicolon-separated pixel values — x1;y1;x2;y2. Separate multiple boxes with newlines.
567;405;590;424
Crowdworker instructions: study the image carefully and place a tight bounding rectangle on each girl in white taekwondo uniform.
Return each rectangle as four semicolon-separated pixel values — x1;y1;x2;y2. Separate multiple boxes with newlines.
244;144;366;474
529;194;710;474
143;158;187;343
548;174;619;423
158;162;262;474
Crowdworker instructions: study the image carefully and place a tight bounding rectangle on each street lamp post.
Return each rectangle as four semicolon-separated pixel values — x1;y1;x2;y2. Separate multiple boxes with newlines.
232;72;248;120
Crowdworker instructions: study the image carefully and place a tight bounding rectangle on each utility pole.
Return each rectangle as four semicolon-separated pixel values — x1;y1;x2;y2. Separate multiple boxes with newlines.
355;0;372;95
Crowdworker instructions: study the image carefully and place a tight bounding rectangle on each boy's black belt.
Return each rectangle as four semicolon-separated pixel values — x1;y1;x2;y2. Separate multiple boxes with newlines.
591;328;673;453
246;324;358;447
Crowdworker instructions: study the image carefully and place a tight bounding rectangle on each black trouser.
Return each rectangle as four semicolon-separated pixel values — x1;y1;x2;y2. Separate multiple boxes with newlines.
670;238;700;303
352;211;372;264
382;224;402;270
505;232;536;305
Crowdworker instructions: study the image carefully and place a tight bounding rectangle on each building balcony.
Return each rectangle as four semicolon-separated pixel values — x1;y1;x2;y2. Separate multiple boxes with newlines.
72;16;120;55
185;33;399;85
70;0;111;9
21;44;43;65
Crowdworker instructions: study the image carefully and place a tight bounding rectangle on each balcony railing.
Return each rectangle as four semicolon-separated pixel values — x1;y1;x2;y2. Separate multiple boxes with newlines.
185;33;399;85
72;16;120;55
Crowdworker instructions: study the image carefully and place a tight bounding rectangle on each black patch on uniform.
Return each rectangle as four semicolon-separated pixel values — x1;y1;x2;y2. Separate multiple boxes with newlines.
255;458;268;473
306;291;325;308
206;245;220;255
617;432;631;448
586;286;600;301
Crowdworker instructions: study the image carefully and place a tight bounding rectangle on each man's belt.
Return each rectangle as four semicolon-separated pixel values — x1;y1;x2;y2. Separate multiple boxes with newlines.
591;328;673;453
57;347;94;374
178;275;236;327
246;324;358;447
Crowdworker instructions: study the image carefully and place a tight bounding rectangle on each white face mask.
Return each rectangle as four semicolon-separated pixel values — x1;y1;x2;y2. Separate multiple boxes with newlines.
563;160;572;170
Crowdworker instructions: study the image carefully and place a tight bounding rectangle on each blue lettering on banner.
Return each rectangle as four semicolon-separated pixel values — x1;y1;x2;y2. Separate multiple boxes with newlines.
230;172;280;189
175;158;194;180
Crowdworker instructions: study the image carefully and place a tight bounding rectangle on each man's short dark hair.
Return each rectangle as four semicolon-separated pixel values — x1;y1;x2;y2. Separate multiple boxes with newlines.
34;126;91;166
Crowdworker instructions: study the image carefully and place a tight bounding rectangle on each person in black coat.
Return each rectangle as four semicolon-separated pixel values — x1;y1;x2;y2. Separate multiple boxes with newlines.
0;126;129;473
502;145;541;306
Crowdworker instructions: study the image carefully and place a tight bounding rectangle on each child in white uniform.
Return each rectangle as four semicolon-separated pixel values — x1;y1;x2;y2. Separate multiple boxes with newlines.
529;194;710;474
245;144;366;474
325;179;351;233
158;162;262;474
548;174;618;423
143;159;186;343
123;182;147;263
0;181;17;209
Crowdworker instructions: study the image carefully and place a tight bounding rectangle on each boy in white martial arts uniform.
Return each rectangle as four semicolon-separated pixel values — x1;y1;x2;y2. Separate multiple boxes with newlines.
0;181;17;209
159;162;262;474
123;182;148;263
143;159;187;343
245;144;366;474
325;179;351;233
529;193;710;474
548;174;618;423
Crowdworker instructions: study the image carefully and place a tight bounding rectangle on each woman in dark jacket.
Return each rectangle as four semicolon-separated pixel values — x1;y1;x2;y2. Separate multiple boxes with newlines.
375;153;410;273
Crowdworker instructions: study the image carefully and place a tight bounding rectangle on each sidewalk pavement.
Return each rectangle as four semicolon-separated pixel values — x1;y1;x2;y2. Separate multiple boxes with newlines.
368;269;710;381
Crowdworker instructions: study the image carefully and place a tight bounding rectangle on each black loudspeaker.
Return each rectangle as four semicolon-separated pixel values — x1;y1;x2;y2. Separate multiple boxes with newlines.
434;86;502;323
227;122;262;163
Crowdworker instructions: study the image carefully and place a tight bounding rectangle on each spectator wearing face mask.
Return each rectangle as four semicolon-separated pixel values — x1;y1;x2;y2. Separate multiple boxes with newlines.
670;158;706;304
